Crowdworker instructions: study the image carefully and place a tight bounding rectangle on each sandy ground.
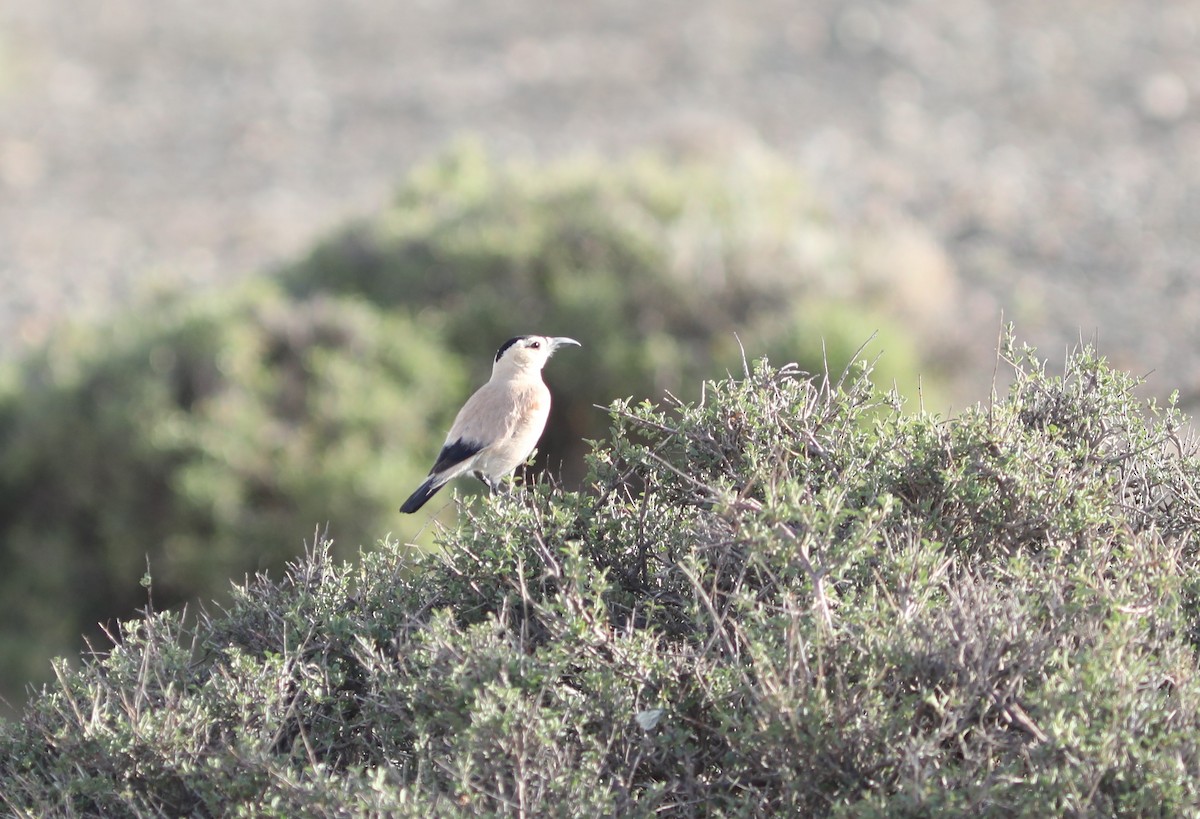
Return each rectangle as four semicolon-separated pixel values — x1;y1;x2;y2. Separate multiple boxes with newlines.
2;0;1200;403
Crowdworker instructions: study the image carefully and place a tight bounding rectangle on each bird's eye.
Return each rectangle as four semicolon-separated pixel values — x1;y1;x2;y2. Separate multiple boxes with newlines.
529;340;541;349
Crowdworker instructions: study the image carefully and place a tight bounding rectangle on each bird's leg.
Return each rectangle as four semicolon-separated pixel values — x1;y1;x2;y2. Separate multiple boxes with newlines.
475;471;498;494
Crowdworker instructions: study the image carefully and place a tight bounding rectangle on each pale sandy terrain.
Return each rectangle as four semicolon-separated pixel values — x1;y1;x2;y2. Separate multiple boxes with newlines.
2;1;1199;402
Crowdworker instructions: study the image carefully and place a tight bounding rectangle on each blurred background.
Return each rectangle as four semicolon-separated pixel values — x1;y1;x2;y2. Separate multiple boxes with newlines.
1;0;1199;708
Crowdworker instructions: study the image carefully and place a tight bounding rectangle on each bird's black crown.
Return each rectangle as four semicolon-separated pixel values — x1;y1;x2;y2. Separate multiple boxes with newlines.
495;335;532;362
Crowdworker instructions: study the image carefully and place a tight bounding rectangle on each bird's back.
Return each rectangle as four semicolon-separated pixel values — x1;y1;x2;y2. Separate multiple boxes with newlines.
447;377;547;444
448;377;549;478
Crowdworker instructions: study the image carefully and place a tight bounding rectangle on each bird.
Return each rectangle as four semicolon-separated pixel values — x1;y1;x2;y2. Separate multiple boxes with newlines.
399;335;582;513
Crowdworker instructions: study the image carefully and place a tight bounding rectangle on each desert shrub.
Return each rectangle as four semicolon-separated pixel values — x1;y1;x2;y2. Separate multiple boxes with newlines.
0;284;465;698
283;142;952;479
5;336;1200;816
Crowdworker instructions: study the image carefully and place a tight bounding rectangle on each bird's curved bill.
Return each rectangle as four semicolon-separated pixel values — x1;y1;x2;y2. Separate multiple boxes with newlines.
550;337;582;350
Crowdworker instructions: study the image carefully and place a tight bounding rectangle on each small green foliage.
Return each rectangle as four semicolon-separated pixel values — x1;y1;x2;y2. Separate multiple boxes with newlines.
6;335;1200;815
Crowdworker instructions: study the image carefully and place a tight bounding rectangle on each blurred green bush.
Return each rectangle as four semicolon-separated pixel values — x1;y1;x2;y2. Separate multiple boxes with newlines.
284;142;954;476
0;143;951;704
0;286;465;698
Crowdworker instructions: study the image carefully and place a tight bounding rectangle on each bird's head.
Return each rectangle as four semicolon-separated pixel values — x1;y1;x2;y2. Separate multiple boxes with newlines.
492;335;581;377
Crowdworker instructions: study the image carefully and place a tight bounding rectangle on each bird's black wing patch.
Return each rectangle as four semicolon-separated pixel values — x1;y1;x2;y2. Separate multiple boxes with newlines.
429;438;483;475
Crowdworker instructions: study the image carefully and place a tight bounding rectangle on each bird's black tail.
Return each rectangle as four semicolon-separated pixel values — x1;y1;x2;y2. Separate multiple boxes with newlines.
399;475;445;514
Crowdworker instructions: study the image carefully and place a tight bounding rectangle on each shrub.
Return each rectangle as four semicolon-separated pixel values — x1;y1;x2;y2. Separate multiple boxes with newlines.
5;335;1200;816
0;145;950;706
283;142;954;480
0;285;464;697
